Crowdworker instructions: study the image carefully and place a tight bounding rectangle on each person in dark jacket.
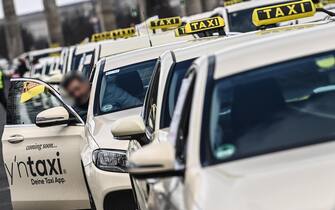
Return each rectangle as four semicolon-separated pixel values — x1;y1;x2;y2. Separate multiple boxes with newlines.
61;73;91;121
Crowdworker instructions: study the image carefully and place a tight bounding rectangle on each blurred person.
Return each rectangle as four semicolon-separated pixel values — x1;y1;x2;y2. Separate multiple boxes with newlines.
61;73;91;121
15;58;29;78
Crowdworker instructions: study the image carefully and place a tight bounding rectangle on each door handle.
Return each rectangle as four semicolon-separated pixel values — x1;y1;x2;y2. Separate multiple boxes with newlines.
7;135;24;144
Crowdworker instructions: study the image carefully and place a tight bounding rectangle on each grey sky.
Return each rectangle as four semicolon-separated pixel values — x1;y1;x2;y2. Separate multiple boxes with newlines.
0;0;88;18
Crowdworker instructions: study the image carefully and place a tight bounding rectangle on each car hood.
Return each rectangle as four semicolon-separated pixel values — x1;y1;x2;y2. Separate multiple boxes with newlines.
191;141;335;210
88;107;142;150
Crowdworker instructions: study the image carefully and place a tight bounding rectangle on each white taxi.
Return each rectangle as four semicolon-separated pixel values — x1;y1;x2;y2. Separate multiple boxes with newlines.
82;39;207;210
112;1;335;210
111;2;335;208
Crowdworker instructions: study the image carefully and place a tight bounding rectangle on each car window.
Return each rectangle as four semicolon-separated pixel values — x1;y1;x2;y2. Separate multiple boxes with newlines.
72;51;94;72
81;53;95;79
160;59;195;129
7;81;63;125
169;71;196;165
143;60;161;133
203;51;335;164
96;59;157;115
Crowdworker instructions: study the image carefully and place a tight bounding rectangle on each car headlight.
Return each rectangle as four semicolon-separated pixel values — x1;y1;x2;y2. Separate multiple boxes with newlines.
92;149;128;173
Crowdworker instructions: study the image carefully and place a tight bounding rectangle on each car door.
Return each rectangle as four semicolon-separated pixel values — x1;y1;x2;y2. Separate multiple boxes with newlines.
148;70;196;210
128;60;161;210
2;78;91;210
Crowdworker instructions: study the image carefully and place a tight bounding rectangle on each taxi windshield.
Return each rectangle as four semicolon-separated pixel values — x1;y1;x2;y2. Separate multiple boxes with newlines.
96;59;157;115
205;51;335;163
161;59;195;128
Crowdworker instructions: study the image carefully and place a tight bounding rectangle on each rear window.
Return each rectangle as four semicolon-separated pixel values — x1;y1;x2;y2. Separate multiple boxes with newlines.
96;59;157;115
203;51;335;164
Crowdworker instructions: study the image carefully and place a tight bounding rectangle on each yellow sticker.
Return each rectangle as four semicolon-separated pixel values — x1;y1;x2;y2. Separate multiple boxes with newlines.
0;71;3;89
316;56;335;69
175;26;186;37
252;0;316;27
184;16;225;34
20;82;45;103
149;16;182;30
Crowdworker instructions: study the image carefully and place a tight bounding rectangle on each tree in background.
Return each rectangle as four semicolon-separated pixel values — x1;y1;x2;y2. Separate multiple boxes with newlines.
2;0;24;60
62;15;95;46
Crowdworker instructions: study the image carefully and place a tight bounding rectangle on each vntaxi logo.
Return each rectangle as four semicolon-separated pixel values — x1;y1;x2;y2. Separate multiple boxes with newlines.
184;16;225;34
252;0;316;27
4;152;66;186
149;16;182;30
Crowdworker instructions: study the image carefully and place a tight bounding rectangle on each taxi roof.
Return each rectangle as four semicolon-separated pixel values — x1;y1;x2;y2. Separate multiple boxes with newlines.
213;22;335;79
99;36;151;58
226;0;292;12
76;31;193;58
75;42;98;55
171;21;331;63
103;40;200;72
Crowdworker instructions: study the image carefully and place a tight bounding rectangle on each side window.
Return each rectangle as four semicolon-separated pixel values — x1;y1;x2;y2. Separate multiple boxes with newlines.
170;71;196;165
143;61;161;133
7;81;63;125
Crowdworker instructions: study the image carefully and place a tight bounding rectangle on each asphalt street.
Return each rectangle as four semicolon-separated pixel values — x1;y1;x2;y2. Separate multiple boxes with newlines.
0;78;12;210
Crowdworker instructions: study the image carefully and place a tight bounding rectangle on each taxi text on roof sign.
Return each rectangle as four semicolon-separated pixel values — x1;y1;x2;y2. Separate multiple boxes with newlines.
149;16;182;30
91;27;136;42
184;16;225;34
252;0;316;27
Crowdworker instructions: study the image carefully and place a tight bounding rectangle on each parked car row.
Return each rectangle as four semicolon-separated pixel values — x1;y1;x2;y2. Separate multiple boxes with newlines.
2;0;335;210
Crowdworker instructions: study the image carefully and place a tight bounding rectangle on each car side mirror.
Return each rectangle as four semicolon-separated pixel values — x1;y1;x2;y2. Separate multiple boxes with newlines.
128;142;183;179
36;106;70;127
111;115;149;145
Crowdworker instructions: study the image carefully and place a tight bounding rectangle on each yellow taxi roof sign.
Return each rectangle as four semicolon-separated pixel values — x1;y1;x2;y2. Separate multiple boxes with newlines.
224;0;243;6
20;82;45;103
111;27;136;39
184;16;225;34
91;27;136;42
149;16;182;30
175;26;186;37
252;0;316;27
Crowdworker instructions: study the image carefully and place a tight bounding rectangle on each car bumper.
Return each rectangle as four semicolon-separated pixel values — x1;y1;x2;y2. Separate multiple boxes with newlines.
84;163;132;210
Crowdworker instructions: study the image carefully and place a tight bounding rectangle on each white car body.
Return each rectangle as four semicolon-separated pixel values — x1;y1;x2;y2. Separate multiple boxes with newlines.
110;19;334;210
128;21;335;210
80;40;200;210
72;32;194;79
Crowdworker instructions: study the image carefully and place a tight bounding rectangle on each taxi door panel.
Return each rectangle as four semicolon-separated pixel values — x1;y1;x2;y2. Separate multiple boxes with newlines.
2;79;90;210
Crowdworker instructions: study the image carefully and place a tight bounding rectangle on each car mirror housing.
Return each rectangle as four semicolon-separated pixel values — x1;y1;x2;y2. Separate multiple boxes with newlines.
36;106;70;127
111;115;148;144
128;142;184;179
